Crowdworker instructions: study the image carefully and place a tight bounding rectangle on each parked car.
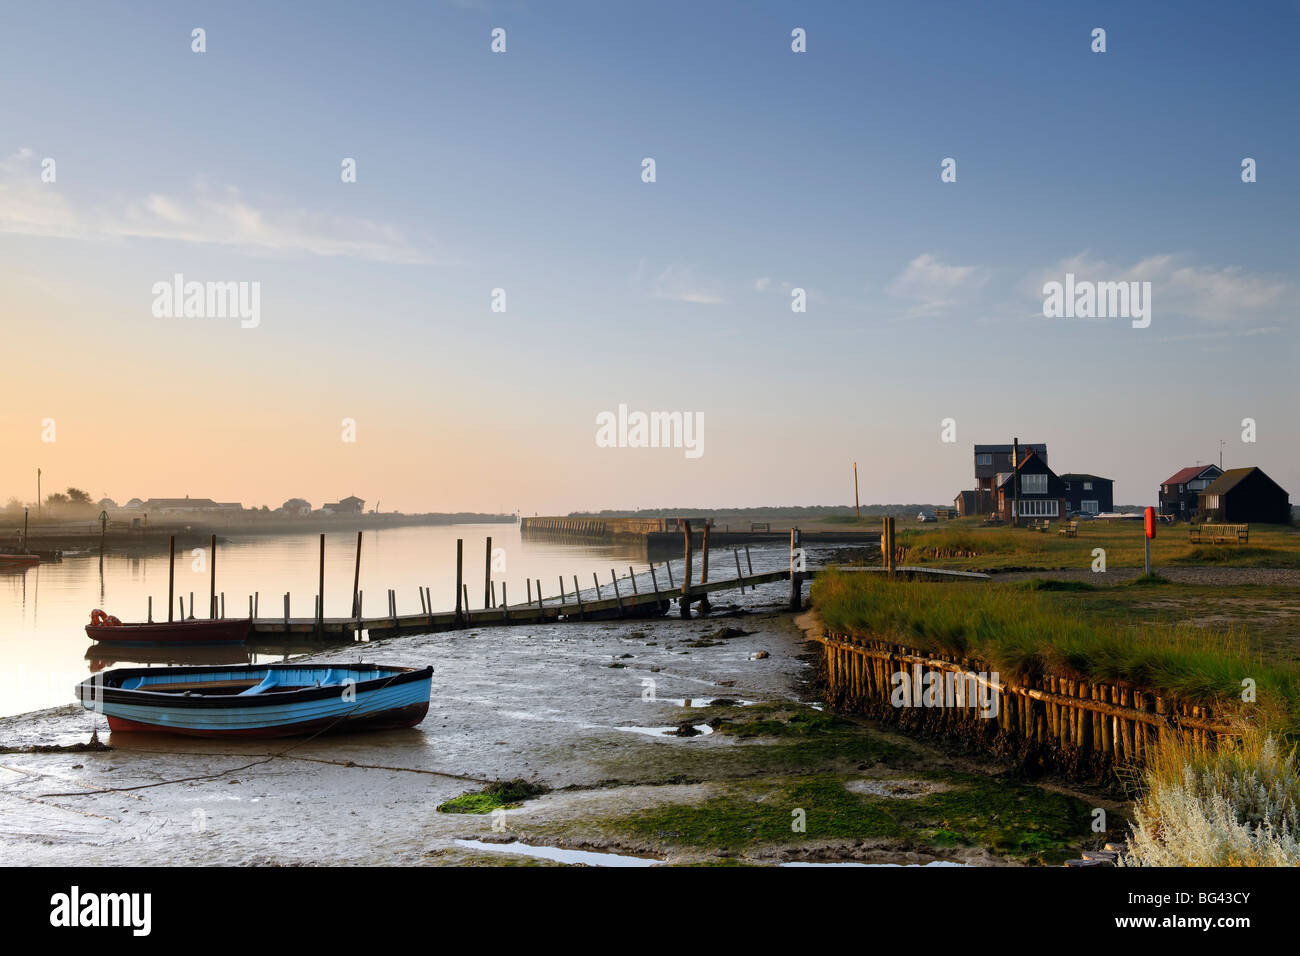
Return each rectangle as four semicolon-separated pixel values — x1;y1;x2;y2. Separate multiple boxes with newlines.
917;511;937;523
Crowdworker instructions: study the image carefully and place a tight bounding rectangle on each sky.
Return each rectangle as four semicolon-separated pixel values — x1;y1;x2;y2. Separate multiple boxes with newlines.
1;0;1296;513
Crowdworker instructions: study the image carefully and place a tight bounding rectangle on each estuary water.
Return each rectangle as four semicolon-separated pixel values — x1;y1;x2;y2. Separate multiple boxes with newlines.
0;522;789;718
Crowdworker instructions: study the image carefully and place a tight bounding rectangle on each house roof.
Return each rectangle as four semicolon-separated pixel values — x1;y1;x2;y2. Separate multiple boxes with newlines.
1059;473;1111;483
974;443;1047;455
1163;465;1219;486
1200;467;1261;498
142;497;218;508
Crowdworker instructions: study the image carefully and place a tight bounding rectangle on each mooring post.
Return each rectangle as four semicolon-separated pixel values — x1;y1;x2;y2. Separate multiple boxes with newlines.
492;580;498;608
352;531;362;619
502;583;509;620
700;522;710;585
189;591;195;620
665;560;674;588
628;566;638;595
593;572;602;600
649;565;662;609
734;549;745;593
254;591;259;618
789;527;803;610
455;538;464;624
610;569;623;616
484;536;492;610
526;578;533;604
316;533;325;634
680;520;693;618
148;595;153;623
745;545;753;575
249;595;253;619
534;582;543;617
283;592;289;627
355;590;363;641
573;575;584;619
558;576;566;609
209;533;217;619
463;584;472;623
220;592;225;619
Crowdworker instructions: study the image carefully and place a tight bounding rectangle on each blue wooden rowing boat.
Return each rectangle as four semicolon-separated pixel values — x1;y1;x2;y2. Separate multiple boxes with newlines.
75;663;432;738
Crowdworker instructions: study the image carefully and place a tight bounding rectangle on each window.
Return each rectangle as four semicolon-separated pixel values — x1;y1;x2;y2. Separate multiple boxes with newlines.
1189;479;1208;490
975;453;992;466
1081;500;1099;514
1017;499;1059;517
1021;473;1047;495
1082;481;1092;491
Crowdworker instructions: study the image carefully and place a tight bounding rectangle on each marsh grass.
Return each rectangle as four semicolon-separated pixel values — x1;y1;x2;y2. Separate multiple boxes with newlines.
812;570;1300;717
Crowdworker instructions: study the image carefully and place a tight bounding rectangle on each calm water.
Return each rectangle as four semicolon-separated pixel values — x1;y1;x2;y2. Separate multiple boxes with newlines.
0;522;786;718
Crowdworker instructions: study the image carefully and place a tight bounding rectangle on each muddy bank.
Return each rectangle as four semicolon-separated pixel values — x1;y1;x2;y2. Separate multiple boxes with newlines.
0;577;1109;866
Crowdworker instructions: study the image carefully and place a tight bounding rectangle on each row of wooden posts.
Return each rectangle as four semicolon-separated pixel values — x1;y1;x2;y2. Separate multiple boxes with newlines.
147;520;805;635
818;634;1230;767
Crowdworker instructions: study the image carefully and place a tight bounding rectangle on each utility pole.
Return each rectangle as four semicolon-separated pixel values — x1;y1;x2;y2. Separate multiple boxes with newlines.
853;462;860;520
1011;438;1020;528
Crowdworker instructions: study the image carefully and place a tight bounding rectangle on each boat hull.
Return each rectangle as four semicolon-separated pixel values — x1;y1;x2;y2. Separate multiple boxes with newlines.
104;701;430;737
85;619;251;645
0;554;40;569
77;663;432;738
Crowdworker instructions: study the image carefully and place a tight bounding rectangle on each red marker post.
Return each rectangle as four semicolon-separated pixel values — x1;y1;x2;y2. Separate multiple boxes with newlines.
1143;506;1157;576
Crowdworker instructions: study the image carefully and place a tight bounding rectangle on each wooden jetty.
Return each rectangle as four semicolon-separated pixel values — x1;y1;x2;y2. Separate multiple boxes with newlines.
521;515;880;548
122;522;812;644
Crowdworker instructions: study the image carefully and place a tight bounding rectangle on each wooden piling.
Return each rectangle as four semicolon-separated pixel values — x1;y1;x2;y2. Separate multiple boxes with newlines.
317;533;325;634
572;576;584;619
484;537;493;610
210;534;217;620
665;560;674;588
455;538;464;623
628;566;638;595
744;545;753;575
148;596;153;623
700;523;710;584
788;528;802;610
351;531;362;619
610;570;623;615
681;520;693;619
167;535;175;623
733;550;745;592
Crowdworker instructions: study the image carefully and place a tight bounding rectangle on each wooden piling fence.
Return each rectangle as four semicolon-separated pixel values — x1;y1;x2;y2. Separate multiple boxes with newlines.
813;631;1232;769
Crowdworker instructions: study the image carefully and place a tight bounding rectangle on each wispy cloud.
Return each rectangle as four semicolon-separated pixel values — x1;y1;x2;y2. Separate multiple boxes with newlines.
1024;252;1292;325
635;260;725;304
0;148;428;264
887;253;987;318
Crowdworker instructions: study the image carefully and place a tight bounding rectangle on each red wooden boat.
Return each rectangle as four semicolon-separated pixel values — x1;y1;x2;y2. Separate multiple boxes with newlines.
85;608;250;645
0;553;40;570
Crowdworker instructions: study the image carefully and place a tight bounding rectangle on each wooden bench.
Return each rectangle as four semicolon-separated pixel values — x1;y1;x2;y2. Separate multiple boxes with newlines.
750;522;770;532
1029;519;1051;532
982;516;1004;526
1188;523;1249;545
1057;520;1079;537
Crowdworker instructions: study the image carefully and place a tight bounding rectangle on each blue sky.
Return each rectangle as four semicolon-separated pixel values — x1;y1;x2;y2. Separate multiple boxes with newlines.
1;1;1296;512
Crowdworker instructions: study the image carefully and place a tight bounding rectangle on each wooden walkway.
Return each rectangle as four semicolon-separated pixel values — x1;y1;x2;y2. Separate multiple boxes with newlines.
248;567;797;639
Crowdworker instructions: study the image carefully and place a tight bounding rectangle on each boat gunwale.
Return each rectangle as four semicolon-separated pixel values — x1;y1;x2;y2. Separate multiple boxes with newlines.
77;663;433;709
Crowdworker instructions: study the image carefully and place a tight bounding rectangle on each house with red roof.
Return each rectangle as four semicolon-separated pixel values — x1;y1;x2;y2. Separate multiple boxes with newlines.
1159;465;1223;520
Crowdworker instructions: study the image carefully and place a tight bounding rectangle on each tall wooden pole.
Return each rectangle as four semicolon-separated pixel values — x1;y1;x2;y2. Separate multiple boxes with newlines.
1012;437;1021;528
352;531;363;618
455;538;464;623
317;533;325;633
167;535;175;622
700;522;710;584
209;534;217;619
789;528;803;609
680;520;693;618
484;536;492;610
854;462;860;519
